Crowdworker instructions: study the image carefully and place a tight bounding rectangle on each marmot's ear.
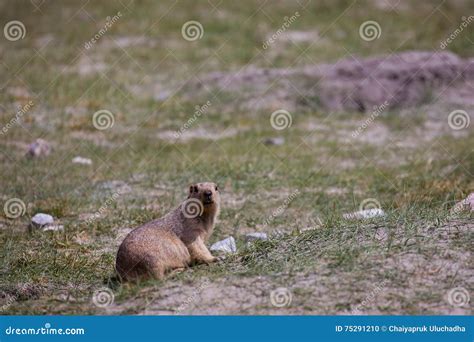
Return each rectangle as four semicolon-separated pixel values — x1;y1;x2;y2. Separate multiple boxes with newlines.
189;184;198;195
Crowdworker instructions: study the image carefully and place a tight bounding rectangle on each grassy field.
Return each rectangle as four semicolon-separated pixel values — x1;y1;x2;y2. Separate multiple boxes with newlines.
0;0;473;314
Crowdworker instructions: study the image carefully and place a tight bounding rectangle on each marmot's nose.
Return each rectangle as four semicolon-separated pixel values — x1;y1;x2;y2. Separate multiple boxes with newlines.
204;190;212;197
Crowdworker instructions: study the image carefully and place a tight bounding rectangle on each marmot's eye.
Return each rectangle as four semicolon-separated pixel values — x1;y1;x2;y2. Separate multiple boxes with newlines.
215;186;219;191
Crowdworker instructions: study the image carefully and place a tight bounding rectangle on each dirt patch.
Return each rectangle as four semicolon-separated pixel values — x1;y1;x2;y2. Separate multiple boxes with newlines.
184;51;474;112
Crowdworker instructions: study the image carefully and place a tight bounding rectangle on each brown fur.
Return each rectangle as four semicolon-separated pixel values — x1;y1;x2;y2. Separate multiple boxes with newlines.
115;182;220;281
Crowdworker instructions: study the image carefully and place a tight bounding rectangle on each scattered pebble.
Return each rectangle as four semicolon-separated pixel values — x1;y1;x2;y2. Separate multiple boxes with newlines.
72;156;92;165
244;232;268;242
26;139;51;158
263;137;285;146
210;236;237;254
343;208;385;220
29;213;63;232
30;213;54;228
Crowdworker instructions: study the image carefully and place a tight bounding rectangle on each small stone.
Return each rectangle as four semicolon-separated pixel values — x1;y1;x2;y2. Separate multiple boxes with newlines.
244;232;268;242
42;224;64;232
343;208;385;220
30;213;54;228
26;139;51;158
263;137;285;146
210;236;237;254
72;156;92;165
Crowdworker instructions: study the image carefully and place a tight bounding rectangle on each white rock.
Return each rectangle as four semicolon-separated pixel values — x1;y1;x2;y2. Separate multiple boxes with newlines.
244;232;268;242
263;137;285;146
343;208;385;220
31;213;54;228
72;156;92;165
42;224;64;232
210;236;237;254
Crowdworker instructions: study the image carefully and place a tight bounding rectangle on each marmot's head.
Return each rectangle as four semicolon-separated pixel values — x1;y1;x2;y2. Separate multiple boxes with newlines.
187;182;220;215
